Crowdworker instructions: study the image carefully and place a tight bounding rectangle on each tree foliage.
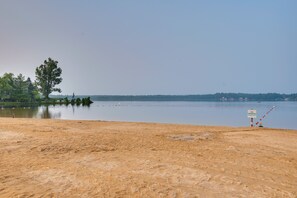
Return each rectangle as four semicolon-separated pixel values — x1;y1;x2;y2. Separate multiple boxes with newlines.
0;58;93;106
0;73;39;102
35;58;62;100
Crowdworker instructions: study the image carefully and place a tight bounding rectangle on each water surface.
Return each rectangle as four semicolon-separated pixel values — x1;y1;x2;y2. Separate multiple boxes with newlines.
1;101;296;130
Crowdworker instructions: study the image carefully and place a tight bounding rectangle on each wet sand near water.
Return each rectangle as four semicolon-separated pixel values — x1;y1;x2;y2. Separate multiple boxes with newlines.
0;118;296;197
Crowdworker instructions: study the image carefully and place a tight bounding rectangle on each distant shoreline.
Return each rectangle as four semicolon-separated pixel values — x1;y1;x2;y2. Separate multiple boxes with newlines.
52;93;297;102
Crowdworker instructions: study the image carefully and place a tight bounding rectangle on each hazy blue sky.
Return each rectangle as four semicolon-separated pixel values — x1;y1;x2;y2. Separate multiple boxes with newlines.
0;0;296;95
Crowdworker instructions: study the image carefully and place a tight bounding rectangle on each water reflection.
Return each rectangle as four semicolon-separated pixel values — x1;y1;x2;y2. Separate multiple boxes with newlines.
38;106;61;119
0;105;61;119
0;107;39;118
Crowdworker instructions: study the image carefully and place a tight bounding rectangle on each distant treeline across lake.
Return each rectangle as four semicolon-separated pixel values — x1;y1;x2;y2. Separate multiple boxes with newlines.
53;93;297;102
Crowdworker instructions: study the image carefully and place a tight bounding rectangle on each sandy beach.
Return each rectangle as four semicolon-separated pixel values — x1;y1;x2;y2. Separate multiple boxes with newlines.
0;118;296;197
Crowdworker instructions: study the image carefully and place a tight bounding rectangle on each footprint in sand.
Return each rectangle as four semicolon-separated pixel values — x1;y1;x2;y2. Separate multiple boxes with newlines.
73;155;120;171
27;169;84;193
0;131;24;141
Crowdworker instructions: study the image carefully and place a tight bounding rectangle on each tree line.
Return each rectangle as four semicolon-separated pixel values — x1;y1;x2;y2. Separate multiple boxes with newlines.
0;73;39;102
88;93;297;102
0;58;93;106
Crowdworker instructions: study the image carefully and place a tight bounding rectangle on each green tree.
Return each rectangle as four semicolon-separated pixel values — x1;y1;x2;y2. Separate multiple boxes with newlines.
35;58;62;100
13;74;28;102
0;73;14;101
26;77;39;102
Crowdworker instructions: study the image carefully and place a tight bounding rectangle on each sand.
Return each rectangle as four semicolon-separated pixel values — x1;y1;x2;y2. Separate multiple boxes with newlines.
0;118;296;197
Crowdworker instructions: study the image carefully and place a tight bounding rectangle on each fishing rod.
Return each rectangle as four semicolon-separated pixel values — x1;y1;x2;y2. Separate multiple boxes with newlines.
255;106;276;126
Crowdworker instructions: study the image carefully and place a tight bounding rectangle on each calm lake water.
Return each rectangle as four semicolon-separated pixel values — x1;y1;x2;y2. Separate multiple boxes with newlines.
1;101;297;130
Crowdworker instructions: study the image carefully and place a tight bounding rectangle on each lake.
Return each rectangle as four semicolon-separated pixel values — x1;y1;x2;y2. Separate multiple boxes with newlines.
1;101;297;130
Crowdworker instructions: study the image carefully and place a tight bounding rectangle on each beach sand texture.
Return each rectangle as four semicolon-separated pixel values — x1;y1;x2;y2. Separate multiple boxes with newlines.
0;118;296;197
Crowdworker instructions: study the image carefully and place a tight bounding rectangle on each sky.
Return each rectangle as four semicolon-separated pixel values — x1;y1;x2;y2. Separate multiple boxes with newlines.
0;0;296;95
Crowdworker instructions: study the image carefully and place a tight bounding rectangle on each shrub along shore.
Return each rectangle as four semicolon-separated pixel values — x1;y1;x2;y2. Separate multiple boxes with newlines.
0;97;93;108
